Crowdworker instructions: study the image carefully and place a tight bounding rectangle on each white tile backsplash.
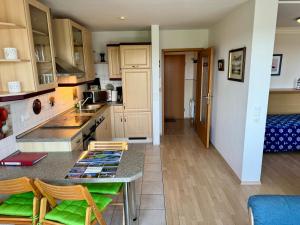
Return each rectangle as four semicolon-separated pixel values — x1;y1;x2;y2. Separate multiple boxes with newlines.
0;85;86;160
95;64;122;90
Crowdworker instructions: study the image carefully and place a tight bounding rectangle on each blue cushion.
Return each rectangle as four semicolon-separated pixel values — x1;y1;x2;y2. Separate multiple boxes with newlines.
248;195;300;225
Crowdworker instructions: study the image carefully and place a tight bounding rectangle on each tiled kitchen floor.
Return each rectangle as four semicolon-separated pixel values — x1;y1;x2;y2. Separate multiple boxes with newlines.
103;144;166;225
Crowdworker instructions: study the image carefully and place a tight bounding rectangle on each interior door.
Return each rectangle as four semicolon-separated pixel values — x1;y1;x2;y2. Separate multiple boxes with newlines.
195;48;214;148
164;54;185;120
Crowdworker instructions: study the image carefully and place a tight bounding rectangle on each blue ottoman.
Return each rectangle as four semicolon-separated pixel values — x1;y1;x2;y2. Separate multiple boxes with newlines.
248;195;300;225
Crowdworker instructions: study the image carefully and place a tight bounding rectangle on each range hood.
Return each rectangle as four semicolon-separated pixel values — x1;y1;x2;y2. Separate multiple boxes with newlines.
55;57;84;77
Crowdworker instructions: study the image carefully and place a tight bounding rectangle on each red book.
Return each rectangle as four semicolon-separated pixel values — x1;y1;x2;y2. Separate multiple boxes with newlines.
0;151;48;166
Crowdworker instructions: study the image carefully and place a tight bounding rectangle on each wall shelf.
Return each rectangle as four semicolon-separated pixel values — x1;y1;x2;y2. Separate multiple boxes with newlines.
0;22;25;29
0;59;30;63
0;88;55;102
32;29;48;36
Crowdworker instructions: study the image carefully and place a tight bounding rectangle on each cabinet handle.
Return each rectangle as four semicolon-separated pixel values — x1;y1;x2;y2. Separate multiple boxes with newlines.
121;118;123;122
123;105;126;110
124;117;127;122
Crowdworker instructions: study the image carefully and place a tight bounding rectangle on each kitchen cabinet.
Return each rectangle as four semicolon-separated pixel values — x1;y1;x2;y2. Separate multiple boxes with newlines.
95;107;112;141
124;112;152;138
0;0;56;97
107;45;121;80
53;19;94;85
120;45;151;69
122;69;151;112
18;132;83;152
113;112;125;138
111;106;152;139
83;30;96;82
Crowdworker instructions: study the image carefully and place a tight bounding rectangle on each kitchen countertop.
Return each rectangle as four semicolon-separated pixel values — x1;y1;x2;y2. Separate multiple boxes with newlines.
17;103;112;142
0;145;144;183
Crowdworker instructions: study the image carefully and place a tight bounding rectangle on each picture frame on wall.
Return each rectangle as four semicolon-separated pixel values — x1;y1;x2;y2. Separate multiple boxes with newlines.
271;54;283;76
228;47;246;82
218;59;224;71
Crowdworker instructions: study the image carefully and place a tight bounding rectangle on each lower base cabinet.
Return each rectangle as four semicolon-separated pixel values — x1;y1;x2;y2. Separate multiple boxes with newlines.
96;108;112;141
124;112;151;138
112;109;152;139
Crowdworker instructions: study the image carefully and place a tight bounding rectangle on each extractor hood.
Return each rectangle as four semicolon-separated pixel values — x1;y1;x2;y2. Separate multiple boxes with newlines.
55;57;84;77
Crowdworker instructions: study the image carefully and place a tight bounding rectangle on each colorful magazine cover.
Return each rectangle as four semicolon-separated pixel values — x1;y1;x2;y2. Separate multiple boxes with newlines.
65;150;123;179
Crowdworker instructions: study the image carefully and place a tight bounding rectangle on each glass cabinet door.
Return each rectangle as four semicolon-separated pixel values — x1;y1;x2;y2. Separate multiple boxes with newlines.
72;26;85;72
29;4;55;86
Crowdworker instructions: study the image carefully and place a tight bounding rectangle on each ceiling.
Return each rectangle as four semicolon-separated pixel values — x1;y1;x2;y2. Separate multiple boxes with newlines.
41;0;248;31
277;3;300;27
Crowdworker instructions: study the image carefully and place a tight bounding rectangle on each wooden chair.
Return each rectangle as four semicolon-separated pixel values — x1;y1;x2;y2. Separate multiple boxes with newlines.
88;141;128;151
34;179;112;225
0;177;40;225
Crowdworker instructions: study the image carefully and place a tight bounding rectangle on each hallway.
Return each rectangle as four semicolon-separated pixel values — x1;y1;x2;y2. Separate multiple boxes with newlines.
161;120;300;225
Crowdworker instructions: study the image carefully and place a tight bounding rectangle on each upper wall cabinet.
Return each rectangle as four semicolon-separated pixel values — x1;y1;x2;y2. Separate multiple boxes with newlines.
107;45;121;80
53;19;95;85
0;0;56;98
83;29;96;82
120;45;151;69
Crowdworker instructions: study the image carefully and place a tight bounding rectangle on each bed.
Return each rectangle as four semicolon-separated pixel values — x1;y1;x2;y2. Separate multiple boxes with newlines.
264;114;300;153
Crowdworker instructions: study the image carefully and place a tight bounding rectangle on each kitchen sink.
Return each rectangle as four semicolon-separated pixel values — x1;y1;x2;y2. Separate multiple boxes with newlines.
83;104;103;110
72;104;105;114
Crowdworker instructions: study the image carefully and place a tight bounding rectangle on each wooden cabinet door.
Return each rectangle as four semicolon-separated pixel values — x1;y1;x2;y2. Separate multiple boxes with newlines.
104;108;112;140
114;113;125;138
122;69;151;112
124;112;152;138
95;120;104;141
83;29;95;82
27;0;57;91
120;45;151;69
108;46;121;79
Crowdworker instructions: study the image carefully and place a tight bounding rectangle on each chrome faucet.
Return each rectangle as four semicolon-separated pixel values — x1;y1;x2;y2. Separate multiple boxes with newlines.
78;97;92;111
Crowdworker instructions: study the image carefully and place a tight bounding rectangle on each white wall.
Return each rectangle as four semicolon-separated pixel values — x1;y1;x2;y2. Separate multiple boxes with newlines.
160;29;209;49
151;25;160;145
270;29;300;89
92;31;151;55
209;2;254;180
0;85;86;160
209;0;278;182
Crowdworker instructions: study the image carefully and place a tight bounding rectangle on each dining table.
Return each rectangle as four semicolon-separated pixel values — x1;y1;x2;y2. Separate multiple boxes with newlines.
0;148;144;225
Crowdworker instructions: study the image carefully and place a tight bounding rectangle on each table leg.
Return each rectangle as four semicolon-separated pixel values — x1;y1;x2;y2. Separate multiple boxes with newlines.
123;183;131;225
128;181;137;221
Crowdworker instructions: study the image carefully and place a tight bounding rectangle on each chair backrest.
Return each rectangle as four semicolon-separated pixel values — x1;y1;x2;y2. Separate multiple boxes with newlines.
0;177;39;196
34;179;94;208
35;179;107;225
88;141;128;151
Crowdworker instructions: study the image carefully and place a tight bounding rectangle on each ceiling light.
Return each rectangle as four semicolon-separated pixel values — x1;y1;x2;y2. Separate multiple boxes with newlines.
296;17;300;24
120;16;126;20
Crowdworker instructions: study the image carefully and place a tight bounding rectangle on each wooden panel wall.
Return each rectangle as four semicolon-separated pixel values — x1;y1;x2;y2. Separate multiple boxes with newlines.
268;90;300;114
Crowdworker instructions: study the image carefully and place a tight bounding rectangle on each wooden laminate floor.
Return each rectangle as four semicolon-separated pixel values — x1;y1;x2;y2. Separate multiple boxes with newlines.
161;120;300;225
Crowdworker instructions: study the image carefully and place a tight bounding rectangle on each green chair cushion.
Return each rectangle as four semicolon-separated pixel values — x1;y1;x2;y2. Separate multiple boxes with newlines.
0;192;34;217
45;194;112;225
85;183;123;195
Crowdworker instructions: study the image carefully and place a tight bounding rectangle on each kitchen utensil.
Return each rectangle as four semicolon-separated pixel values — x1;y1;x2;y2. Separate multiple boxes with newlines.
111;90;118;102
7;81;21;93
3;48;18;60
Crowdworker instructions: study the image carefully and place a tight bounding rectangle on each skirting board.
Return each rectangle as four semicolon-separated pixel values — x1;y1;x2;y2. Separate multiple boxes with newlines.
240;181;261;185
112;138;153;144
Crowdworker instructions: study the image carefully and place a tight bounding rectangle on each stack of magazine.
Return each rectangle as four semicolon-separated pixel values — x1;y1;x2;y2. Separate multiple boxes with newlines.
65;150;123;179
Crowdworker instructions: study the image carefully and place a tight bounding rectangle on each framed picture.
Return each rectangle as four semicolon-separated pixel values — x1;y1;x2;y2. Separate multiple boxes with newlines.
271;54;283;76
228;47;246;82
218;59;224;71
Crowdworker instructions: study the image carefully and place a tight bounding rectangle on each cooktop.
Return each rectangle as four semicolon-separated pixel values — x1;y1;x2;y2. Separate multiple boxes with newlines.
42;114;91;128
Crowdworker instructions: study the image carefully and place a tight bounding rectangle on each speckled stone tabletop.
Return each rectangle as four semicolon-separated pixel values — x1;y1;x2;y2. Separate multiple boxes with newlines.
0;147;144;184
